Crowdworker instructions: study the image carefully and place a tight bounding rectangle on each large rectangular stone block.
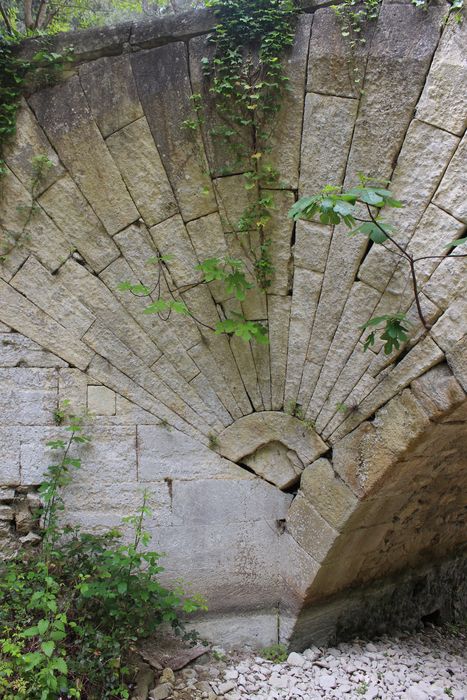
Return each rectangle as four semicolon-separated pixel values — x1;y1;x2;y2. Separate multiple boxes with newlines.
0;428;20;486
0;368;57;426
0;333;66;369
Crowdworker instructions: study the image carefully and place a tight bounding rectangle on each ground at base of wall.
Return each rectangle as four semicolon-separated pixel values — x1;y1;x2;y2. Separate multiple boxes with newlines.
145;624;466;700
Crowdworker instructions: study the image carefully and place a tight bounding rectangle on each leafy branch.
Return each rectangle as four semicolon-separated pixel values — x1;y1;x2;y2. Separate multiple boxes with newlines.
290;176;467;354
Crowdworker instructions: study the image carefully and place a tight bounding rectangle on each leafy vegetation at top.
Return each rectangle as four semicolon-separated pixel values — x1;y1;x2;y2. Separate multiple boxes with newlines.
290;176;467;354
0;404;206;699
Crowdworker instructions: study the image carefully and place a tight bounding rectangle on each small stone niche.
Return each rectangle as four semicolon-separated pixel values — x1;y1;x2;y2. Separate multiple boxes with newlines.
242;441;304;490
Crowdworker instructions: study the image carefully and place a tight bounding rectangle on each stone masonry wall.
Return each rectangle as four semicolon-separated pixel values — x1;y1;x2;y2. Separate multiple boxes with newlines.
0;0;466;647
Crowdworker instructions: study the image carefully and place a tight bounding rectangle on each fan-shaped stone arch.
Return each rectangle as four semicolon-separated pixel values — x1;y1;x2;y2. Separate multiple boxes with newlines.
0;0;466;646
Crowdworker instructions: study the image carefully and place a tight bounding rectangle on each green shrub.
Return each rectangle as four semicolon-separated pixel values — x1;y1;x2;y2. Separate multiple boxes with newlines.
0;407;206;699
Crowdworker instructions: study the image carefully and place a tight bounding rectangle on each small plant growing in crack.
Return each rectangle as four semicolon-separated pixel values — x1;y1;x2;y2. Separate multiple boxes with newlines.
208;433;220;450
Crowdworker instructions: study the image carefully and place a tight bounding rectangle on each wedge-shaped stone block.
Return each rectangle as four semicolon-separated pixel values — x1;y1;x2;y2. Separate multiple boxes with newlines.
433;134;467;223
38;174;120;272
345;3;444;179
186;213;231;303
411;364;466;420
416;18;467;135
332;389;432;497
358;120;459;291
137;424;243;481
286;493;338;563
307;8;374;98
150;215;202;287
0;280;93;370
2;99;64;195
0;333;66;369
299;93;358;196
269;295;292;410
189;342;242;420
131;43;216;222
11;256;95;338
189;372;233;427
0;368;57;426
86;355;205;443
430;298;467;352
329;337;444;443
0;167;71;273
261;14;312;189
294;220;331;273
106;117;178;226
446;336;467;393
284;268;322;407
188;34;252;177
300;458;357;531
218;411;328;465
262;189;294;295
58;259;161;366
79;54;143;137
29;76;139;235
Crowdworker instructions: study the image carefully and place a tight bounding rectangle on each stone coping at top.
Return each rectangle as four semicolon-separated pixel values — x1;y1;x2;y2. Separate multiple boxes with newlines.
17;0;340;64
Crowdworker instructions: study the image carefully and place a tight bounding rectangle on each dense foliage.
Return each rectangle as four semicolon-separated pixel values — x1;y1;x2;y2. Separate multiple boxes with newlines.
0;407;206;699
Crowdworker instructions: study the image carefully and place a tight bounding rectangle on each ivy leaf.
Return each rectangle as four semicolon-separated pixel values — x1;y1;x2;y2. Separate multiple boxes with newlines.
41;640;55;657
224;270;253;301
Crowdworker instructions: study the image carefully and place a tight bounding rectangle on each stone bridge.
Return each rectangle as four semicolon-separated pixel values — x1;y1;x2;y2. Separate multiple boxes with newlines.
0;0;466;648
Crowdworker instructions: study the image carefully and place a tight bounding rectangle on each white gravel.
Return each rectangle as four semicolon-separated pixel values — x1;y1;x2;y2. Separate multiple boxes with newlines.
163;625;467;700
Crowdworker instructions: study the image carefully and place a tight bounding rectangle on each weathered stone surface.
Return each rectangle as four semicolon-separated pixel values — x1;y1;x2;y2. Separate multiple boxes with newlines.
58;259;161;366
262;14;312;189
330;337;444;443
2;99;64;195
227;330;264;412
20;424;137;485
171;477;291;526
293;220;331;273
186;213;231;302
446;335;467;393
332;389;433;497
0;167;71;273
188;343;242;420
286;493;338;563
345;4;444;180
0;280;93;370
58;368;88;413
137;424;243;481
130;8;214;49
0;368;57;426
106;118;178;226
423;253;467;312
300;458;357;531
433;134;467;223
79;54;143;137
83;322;212;435
149;215;201;287
416;18;467;136
11;256;95;337
307;8;373;98
86;355;205;442
243;441;304;490
87;385;116;415
430;298;467;352
284;268;322;407
218;411;327;465
359;120;459;291
0;428;20;485
268;295;292;410
213;174;256;233
189;372;233;427
29;77;139;235
0;333;66;368
188;35;252;177
299;93;358;196
38;174;120;272
306;283;380;418
262;189;295;295
152;354;223;431
411;364;466;420
131;43;216;222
